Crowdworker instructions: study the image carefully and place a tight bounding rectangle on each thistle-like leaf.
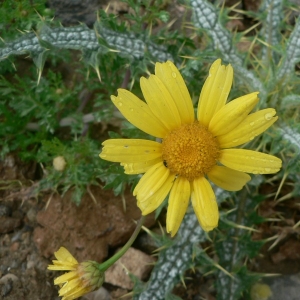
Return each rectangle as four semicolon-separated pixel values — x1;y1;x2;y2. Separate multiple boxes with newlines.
133;212;207;300
190;0;242;66
94;23;172;62
189;0;267;100
276;17;300;82
0;22;172;77
133;188;230;300
281;94;300;108
214;193;265;300
278;123;300;154
260;0;283;64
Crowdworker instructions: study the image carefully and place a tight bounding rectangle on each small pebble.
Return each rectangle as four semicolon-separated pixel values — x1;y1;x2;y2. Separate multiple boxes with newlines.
0;204;12;217
82;287;111;300
0;273;19;284
26;207;38;223
10;242;20;252
0;216;21;234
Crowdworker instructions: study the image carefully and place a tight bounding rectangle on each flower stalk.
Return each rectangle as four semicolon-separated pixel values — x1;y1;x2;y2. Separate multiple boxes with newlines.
98;216;145;271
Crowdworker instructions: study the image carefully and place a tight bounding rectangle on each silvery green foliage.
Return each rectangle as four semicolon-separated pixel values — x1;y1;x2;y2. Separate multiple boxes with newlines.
214;194;263;300
94;23;172;62
0;25;99;62
281;94;300;108
277;17;300;81
260;0;283;63
273;124;300;199
189;0;267;100
0;23;172;73
134;212;206;300
134;189;230;300
190;0;242;66
279;124;300;154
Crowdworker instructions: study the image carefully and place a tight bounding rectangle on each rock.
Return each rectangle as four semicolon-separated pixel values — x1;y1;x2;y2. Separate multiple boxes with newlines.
21;231;31;246
226;19;245;32
83;287;111;300
0;274;20;297
243;0;262;11
0;273;19;284
109;288;131;300
47;0;108;27
271;239;300;264
134;228;161;254
105;247;155;290
34;186;155;262
0;204;12;217
262;274;300;300
0;154;36;181
0;216;21;233
26;207;38;223
10;242;20;252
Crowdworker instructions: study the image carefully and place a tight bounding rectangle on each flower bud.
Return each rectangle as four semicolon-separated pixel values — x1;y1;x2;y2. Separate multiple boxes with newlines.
53;156;67;171
48;247;104;300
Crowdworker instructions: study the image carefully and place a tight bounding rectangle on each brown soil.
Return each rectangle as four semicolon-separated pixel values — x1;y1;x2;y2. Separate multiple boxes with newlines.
0;155;156;299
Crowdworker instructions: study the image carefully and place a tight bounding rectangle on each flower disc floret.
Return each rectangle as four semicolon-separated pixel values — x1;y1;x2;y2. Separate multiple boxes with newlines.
162;122;220;181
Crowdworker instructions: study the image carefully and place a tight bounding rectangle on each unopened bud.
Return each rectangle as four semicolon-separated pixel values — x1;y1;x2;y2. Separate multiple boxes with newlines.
53;156;66;171
78;261;105;291
48;247;105;299
251;283;272;300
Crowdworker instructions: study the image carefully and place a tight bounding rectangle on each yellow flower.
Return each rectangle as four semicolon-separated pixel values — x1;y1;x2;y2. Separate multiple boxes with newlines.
48;247;104;300
99;59;282;236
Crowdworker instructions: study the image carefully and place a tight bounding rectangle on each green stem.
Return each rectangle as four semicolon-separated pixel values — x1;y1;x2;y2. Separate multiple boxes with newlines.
98;216;145;271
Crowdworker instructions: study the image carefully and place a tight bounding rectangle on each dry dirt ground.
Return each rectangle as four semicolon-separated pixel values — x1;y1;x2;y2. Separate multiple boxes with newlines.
1;0;300;300
0;155;156;299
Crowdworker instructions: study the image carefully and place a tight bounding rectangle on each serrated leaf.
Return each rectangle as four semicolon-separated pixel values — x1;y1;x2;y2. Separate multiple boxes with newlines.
190;0;243;65
260;0;283;64
281;94;300;107
189;0;266;99
278;123;300;153
133;211;207;300
95;22;172;62
216;267;261;300
277;17;300;82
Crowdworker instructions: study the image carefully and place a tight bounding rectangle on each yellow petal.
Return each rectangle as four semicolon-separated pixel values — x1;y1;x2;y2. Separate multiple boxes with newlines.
209;92;259;136
121;157;162;174
111;89;168;138
133;162;171;201
100;139;162;163
155;61;194;124
191;177;219;231
54;271;78;285
217;108;278;148
137;173;175;215
140;75;181;130
219;149;282;174
64;286;92;299
197;59;233;127
207;165;251;191
166;177;190;237
59;278;81;296
53;247;78;265
48;262;77;271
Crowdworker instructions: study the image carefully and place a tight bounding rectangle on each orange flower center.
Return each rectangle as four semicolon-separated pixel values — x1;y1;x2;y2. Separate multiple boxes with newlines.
162;122;220;181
